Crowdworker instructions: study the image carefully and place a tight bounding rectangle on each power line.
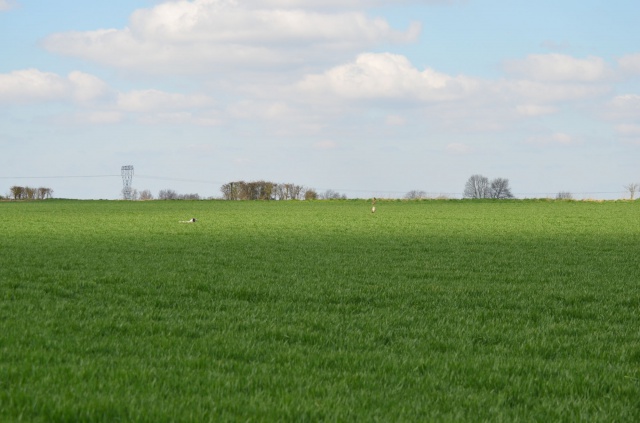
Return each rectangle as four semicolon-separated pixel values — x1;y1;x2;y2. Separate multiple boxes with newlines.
136;175;217;185
0;175;120;179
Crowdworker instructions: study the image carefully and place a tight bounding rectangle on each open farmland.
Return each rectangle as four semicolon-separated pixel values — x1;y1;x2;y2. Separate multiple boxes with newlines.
1;199;639;421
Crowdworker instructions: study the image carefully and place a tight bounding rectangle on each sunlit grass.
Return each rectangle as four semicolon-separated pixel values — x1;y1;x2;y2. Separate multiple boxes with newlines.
1;199;639;421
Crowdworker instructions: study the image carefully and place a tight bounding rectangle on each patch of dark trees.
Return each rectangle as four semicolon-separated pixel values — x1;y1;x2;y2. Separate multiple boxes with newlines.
220;181;346;200
6;186;54;200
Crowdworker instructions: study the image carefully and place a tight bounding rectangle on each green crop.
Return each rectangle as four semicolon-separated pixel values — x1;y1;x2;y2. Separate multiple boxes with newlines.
1;199;639;421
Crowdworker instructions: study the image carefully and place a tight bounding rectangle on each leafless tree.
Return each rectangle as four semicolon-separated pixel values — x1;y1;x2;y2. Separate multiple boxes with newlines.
158;189;179;200
320;189;346;199
276;183;304;200
463;175;491;198
490;178;514;199
139;189;154;200
220;182;241;200
405;190;427;200
556;191;573;200
624;183;639;200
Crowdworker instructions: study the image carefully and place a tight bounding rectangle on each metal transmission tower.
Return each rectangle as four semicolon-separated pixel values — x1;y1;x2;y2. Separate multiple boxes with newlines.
121;165;134;200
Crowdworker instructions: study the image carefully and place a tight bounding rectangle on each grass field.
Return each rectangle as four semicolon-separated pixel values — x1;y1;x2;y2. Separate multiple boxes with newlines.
1;199;639;421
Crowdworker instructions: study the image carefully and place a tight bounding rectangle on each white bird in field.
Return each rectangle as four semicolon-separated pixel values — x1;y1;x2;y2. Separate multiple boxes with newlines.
179;218;197;223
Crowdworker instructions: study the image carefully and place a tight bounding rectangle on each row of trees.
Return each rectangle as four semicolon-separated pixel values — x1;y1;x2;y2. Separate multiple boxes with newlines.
121;183;347;200
123;188;201;200
219;181;347;201
7;186;54;200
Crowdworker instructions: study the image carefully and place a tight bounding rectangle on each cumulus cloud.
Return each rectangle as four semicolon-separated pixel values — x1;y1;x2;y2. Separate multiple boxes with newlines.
68;71;110;103
515;104;558;116
241;0;454;8
43;0;420;74
385;115;407;126
117;89;213;112
504;54;611;82
618;53;640;75
298;52;478;102
502;79;610;104
74;111;124;125
606;94;640;120
615;124;640;136
314;140;338;149
526;132;580;146
446;142;472;154
0;0;16;11
0;69;108;105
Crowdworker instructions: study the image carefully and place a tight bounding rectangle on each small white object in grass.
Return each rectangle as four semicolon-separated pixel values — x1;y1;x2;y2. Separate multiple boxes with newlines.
371;206;376;213
179;218;197;223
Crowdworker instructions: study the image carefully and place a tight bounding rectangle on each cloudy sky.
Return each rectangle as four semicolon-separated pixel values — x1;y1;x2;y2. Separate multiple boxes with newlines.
1;0;639;199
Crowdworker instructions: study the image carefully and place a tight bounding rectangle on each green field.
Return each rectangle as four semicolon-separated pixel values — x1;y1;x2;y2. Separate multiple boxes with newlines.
1;199;639;421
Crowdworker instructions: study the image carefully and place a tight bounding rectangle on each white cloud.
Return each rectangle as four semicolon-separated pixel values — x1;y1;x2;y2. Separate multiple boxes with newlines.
314;140;338;149
504;54;611;82
385;115;407;126
43;0;420;74
298;52;478;102
607;94;640;120
619;53;640;75
515;104;558;116
502;79;610;103
446;142;472;154
68;71;110;103
0;0;16;11
0;69;67;103
241;0;453;8
615;124;640;136
0;69;108;105
526;132;579;146
75;111;124;125
117;89;213;112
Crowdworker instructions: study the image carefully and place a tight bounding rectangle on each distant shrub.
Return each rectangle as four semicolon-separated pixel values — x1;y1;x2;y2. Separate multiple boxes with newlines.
556;191;573;200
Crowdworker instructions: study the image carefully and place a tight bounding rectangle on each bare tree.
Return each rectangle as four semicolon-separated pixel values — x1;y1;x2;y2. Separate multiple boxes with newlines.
556;191;573;200
624;183;639;200
278;183;304;200
139;189;154;200
405;190;427;200
320;189;346;199
158;189;179;200
221;182;240;200
463;175;491;199
490;178;514;199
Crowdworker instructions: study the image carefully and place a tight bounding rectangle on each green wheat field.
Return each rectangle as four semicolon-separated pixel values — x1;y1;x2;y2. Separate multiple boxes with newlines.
1;199;639;421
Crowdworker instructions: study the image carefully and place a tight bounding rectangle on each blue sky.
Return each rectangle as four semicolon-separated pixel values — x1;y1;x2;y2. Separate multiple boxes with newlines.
1;0;639;199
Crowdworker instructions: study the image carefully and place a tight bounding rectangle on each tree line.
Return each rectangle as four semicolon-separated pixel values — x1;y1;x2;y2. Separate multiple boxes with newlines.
123;188;201;200
6;186;54;200
220;181;346;201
